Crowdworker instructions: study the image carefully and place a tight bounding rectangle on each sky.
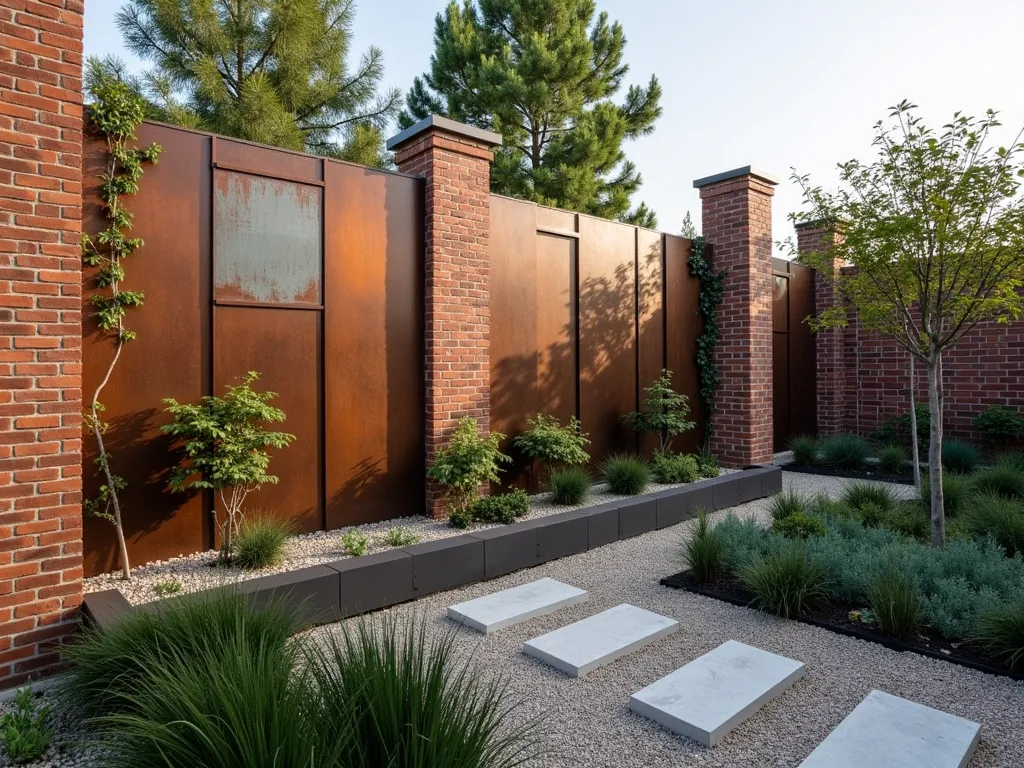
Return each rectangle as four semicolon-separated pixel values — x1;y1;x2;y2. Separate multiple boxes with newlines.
83;0;1024;253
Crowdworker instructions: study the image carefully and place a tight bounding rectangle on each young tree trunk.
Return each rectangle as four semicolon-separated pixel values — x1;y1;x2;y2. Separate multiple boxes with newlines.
908;354;921;491
927;351;945;548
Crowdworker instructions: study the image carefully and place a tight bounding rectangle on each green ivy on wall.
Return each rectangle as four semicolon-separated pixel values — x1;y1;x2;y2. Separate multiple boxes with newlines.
688;236;725;451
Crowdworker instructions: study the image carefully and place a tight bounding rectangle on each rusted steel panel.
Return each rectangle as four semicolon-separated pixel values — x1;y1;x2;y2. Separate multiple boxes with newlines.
664;235;704;454
578;215;638;461
774;332;791;450
637;229;665;456
773;273;790;331
213;306;323;534
323;162;425;526
536;205;577;233
215;137;322;183
535;233;576;423
213;170;323;304
788;262;818;438
82;121;209;577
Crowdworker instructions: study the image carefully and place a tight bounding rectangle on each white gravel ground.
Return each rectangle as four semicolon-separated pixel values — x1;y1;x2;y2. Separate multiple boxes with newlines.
85;476;731;605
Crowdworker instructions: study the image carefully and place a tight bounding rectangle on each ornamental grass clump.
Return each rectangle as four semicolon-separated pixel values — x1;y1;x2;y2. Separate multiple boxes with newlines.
548;466;591;506
967;492;1024;558
867;569;923;640
683;511;724;584
788;435;819;466
876;443;907;475
841;482;900;514
771;512;826;540
603;454;650;495
972;465;1024;501
820;434;869;470
974;600;1024;671
768;489;808;522
740;546;831;619
920;472;971;516
232;512;292;569
382;527;420;548
942;439;981;475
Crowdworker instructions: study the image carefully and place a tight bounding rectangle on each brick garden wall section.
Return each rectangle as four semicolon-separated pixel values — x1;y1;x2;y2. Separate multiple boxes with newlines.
0;0;85;687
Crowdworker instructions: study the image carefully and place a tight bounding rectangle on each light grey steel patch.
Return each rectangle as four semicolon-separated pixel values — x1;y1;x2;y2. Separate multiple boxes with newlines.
213;170;322;304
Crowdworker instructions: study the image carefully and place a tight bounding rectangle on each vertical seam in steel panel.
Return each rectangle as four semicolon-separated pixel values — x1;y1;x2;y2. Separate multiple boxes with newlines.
319;156;327;531
207;134;217;548
633;226;640;453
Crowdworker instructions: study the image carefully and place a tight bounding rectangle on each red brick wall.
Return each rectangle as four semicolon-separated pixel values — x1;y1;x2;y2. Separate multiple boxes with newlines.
0;0;85;688
394;130;496;516
698;172;777;466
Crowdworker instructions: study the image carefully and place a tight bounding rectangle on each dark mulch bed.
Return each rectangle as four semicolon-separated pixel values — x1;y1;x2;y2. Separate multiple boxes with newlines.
782;462;915;485
661;570;1023;682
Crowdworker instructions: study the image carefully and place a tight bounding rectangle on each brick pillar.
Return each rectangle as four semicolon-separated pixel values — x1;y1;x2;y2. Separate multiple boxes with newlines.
694;166;778;467
387;116;501;517
0;0;85;688
796;221;845;436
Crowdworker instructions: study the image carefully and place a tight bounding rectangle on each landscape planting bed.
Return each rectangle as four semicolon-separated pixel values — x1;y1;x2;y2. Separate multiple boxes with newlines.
781;463;915;485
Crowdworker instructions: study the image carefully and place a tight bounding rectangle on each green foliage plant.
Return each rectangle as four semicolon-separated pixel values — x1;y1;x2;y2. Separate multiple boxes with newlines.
341;529;369;557
547;466;591;506
973;405;1024;444
772;511;826;540
793;101;1024;547
740;546;831;619
512;414;590;478
967;492;1024;557
998;451;1024;474
696;451;720;479
603;454;651;496
623;370;695;452
942;439;981;475
683;510;723;584
877;443;907;475
975;600;1024;671
382;528;420;548
788;435;819;466
650;450;699;484
971;465;1024;501
81;75;163;580
153;579;182;597
688;236;725;450
448;509;473;529
867;570;923;640
768;489;808;522
0;688;52;764
471;489;530;524
233;512;293;569
841;483;900;514
427;418;511;520
402;0;662;225
920;472;971;516
820;434;870;469
162;372;295;562
875;403;930;454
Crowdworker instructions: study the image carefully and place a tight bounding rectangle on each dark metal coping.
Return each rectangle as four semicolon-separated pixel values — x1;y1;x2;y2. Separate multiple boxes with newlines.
386;115;503;152
82;466;781;632
693;165;780;189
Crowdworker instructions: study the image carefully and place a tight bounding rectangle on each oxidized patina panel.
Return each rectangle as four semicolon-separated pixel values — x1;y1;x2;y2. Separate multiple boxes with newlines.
213;169;322;304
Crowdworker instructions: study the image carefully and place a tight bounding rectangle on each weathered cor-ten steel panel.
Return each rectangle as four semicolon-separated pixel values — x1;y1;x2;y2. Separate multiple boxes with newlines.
664;235;704;455
213;170;323;304
323;162;425;527
771;258;817;449
82;121;209;576
637;229;665;456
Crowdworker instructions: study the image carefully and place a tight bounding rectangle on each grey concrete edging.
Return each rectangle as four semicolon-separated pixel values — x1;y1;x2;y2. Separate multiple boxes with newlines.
81;466;780;632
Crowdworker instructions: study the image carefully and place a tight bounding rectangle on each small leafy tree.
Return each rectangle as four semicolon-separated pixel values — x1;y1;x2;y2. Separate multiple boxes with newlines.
427;417;511;519
794;101;1024;547
624;370;696;452
680;211;698;239
81;76;163;579
162;372;295;561
513;414;590;478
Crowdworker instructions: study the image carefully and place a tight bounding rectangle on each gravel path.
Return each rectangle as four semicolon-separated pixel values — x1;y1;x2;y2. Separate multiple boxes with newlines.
299;471;1016;768
85;476;731;605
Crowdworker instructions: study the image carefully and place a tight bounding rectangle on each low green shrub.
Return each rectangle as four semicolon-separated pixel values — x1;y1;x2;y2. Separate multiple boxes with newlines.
548;466;591;505
841;482;900;513
975;600;1024;671
920;472;971;516
771;511;826;540
696;453;719;479
683;510;723;584
788;435;819;466
967;492;1024;557
382;527;420;548
942;440;981;475
875;403;929;452
341;529;369;557
997;451;1024;474
651;450;699;484
0;688;52;764
972;465;1024;501
876;443;907;474
741;546;831;618
154;579;182;597
820;434;870;469
603;454;650;496
233;512;292;569
448;509;473;529
768;489;807;522
428;417;511;518
867;570;922;640
471;490;530;524
973;406;1024;445
512;414;590;475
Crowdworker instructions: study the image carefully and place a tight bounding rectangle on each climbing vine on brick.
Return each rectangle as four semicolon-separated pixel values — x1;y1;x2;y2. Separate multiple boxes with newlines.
688;236;725;450
81;77;162;579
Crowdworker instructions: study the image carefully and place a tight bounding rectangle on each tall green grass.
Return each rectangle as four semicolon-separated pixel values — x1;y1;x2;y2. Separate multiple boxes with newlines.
683;510;723;584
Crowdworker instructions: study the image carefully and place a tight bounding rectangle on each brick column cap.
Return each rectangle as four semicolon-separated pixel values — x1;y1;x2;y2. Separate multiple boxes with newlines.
386;114;502;152
693;165;780;190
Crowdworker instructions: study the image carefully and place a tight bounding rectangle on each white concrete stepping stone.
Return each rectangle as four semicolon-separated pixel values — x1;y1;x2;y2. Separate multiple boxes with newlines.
629;639;805;746
446;578;588;634
799;689;981;768
523;603;678;677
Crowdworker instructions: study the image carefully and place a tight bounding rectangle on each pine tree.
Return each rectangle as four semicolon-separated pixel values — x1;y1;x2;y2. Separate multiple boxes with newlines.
680;211;698;238
401;0;662;226
107;0;400;165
